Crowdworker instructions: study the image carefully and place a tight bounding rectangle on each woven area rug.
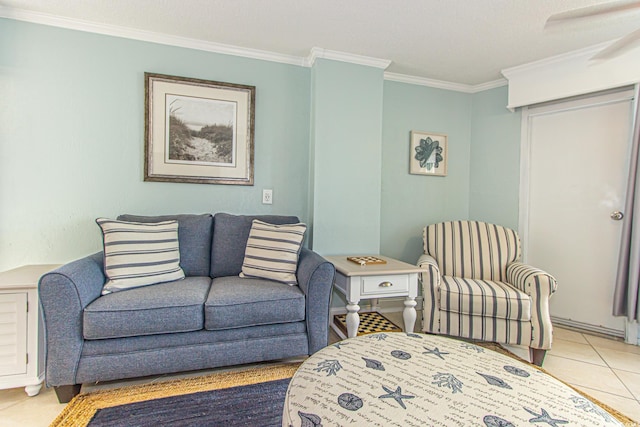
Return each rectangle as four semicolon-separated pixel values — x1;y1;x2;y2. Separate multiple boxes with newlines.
51;344;637;427
50;363;299;427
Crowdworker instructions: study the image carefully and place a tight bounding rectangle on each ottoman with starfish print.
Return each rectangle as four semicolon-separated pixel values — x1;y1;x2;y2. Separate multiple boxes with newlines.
282;332;624;427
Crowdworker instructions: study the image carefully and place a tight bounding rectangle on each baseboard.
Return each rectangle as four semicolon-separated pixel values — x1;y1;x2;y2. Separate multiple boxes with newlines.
625;321;638;345
551;316;625;339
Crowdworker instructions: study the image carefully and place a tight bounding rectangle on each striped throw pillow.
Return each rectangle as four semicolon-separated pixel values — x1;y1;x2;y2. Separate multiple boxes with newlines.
240;220;307;285
96;218;185;294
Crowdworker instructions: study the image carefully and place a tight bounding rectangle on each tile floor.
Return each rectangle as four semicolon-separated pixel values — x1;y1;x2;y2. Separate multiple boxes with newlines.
2;320;640;426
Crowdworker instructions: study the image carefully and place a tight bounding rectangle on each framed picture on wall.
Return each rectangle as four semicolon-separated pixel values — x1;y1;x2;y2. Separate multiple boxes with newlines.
409;131;447;176
144;73;255;185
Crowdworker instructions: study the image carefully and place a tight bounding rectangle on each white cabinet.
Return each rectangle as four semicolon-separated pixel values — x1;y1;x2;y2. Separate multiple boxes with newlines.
0;265;59;396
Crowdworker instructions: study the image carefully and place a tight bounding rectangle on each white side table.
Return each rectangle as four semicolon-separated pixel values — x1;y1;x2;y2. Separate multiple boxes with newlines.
0;264;59;396
325;256;426;338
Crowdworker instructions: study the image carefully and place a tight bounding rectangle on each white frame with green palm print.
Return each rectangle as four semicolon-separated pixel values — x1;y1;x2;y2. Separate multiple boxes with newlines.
409;131;447;176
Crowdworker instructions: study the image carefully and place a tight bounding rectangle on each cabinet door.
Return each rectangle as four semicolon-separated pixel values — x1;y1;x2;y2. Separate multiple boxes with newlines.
0;293;27;376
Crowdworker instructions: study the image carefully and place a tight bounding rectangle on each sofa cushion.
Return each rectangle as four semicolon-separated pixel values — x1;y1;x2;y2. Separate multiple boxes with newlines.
83;277;211;339
210;213;299;278
240;220;306;285
204;276;305;330
96;218;185;294
118;214;213;277
440;276;531;321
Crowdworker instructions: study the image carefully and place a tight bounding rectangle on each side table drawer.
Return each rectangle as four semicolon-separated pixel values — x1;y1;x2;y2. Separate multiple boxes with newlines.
361;274;409;296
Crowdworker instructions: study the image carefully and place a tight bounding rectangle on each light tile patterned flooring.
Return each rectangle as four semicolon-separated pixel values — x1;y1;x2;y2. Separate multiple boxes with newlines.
2;319;640;426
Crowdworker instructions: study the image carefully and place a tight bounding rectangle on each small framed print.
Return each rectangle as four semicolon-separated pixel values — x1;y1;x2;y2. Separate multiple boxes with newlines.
410;131;447;177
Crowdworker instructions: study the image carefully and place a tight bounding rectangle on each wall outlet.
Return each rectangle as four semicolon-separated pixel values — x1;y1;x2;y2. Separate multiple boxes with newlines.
262;189;273;204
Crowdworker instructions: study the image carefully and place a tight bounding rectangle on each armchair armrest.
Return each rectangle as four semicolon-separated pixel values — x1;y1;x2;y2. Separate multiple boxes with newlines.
418;253;439;271
507;262;558;296
38;252;105;386
417;253;441;287
296;248;336;354
417;253;442;333
506;262;558;350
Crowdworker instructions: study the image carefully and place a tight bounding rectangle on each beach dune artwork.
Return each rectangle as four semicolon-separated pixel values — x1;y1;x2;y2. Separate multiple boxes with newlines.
166;95;237;166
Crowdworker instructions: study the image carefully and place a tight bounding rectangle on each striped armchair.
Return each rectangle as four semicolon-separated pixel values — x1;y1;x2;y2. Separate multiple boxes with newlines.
418;221;557;366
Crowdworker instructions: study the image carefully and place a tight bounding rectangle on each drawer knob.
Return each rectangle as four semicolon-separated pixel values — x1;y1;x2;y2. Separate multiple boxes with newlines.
379;281;393;288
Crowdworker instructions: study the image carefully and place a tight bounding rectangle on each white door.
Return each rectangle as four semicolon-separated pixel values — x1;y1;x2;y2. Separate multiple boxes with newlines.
522;89;635;336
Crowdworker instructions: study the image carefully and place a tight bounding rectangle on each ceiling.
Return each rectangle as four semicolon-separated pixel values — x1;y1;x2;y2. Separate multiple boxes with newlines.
2;0;640;86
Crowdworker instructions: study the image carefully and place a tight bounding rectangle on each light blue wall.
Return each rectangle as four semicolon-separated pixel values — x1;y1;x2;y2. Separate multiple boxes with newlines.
310;59;384;255
380;81;473;264
379;83;522;266
0;18;522;274
0;19;310;270
469;86;522;230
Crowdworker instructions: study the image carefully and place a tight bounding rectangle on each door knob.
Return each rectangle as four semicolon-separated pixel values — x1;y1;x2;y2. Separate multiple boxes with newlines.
611;211;624;221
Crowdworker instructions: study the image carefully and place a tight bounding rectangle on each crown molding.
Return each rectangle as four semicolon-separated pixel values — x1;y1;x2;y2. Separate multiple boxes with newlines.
305;47;392;69
2;7;508;94
0;6;306;67
470;78;509;93
502;39;640;109
501;41;611;79
384;72;507;93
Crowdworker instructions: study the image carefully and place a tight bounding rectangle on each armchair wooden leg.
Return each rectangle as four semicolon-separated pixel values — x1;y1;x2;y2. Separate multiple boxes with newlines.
530;348;547;367
54;384;81;403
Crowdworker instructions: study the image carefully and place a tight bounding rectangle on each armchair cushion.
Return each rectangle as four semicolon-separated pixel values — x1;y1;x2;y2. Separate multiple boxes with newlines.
83;277;210;339
96;218;185;294
440;277;531;321
240;220;306;285
204;276;305;330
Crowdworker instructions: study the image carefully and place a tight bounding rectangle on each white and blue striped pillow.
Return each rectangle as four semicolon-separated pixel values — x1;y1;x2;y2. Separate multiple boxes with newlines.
240;220;307;285
96;218;185;294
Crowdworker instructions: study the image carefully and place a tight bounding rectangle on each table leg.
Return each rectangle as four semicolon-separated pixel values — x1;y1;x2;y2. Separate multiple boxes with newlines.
403;297;417;333
346;301;361;338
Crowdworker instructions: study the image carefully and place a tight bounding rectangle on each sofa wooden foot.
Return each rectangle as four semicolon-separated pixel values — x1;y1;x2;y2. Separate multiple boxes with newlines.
54;384;81;403
530;348;547;367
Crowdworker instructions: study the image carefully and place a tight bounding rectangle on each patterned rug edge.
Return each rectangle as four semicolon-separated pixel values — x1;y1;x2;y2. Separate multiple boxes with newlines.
49;362;300;427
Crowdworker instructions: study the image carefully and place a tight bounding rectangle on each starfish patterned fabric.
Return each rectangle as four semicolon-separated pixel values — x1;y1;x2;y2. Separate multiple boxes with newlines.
283;333;623;426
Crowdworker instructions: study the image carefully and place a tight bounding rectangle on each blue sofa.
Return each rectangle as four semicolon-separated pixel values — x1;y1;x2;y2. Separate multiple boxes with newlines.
39;213;335;403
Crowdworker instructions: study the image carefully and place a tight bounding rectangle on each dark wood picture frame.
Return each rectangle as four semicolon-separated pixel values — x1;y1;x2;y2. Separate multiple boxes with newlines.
144;72;255;185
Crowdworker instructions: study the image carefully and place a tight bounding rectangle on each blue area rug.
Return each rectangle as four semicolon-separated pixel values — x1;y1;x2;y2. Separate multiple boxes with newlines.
50;363;300;427
88;378;290;427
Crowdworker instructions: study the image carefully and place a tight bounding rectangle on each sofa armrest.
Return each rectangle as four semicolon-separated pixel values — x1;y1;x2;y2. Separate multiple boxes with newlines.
418;254;442;332
38;252;105;386
506;262;558;350
296;248;336;354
